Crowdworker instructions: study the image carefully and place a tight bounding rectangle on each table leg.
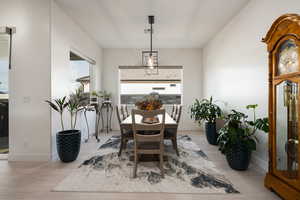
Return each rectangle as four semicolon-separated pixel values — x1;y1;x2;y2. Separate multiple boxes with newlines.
109;105;113;131
100;104;105;133
84;109;89;143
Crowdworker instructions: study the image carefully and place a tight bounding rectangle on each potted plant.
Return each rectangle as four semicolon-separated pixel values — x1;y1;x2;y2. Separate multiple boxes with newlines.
217;104;269;170
90;91;98;105
190;97;222;145
101;90;112;101
92;90;112;101
46;87;85;162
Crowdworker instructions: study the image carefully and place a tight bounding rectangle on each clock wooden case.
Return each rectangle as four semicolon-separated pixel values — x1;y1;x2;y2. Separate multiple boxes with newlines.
263;14;300;199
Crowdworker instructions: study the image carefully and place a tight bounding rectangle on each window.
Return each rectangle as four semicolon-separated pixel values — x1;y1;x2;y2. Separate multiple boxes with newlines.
119;66;182;104
70;51;91;93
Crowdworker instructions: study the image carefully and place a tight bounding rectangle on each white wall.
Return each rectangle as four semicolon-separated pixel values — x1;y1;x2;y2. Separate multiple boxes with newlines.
0;0;103;161
0;0;52;161
51;1;102;160
102;48;202;131
202;0;300;170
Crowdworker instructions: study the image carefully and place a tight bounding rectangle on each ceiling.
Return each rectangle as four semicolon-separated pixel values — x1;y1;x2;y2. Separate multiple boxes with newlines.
56;0;249;48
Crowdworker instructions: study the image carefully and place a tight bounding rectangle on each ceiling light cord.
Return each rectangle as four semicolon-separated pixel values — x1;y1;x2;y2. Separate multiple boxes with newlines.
150;22;152;56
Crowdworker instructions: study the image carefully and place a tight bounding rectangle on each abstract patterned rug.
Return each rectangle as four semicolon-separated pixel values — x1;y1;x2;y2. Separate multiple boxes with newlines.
53;135;239;194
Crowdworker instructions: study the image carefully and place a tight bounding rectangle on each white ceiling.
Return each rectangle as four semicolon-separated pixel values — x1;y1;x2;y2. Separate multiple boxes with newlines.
56;0;249;48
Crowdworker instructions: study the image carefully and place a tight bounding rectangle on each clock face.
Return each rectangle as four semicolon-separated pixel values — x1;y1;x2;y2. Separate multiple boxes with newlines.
277;40;299;75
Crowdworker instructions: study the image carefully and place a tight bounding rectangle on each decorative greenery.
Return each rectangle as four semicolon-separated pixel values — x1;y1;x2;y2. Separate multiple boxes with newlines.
190;97;222;124
246;104;269;132
46;96;68;131
135;94;162;110
46;86;88;131
217;104;269;155
68;86;87;129
91;90;112;100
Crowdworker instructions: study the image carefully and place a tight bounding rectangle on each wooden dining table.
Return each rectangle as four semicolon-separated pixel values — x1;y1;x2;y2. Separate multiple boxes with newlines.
121;112;177;129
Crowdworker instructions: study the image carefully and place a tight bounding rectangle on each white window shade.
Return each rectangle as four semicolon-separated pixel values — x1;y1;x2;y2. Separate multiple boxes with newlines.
119;67;182;82
119;66;182;105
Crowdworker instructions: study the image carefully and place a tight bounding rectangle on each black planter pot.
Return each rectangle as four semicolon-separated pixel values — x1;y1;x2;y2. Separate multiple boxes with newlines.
226;144;251;170
56;130;81;163
205;122;218;145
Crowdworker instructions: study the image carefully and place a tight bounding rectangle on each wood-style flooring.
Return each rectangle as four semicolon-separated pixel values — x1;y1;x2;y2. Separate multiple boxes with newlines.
0;131;280;200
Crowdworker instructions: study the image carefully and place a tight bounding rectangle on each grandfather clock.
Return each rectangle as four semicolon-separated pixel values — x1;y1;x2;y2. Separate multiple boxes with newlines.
263;14;300;199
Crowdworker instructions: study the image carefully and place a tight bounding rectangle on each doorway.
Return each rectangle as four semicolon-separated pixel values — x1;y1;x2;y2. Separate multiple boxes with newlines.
0;27;12;159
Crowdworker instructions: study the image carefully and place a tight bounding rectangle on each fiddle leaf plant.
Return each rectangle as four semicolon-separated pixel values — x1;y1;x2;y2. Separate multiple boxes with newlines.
217;104;269;155
190;96;222;124
45;96;68;131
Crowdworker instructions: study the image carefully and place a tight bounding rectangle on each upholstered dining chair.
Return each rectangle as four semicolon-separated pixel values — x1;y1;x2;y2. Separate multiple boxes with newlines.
132;109;166;178
164;105;182;156
116;105;133;156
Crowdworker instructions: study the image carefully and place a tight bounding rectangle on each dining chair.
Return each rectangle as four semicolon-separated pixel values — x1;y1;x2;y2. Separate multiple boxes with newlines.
132;109;166;178
170;104;175;118
116;105;133;156
164;105;182;156
172;105;178;120
175;105;182;123
120;105;127;120
124;105;129;118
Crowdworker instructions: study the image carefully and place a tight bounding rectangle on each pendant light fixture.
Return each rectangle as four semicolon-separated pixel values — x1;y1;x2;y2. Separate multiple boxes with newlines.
142;15;158;75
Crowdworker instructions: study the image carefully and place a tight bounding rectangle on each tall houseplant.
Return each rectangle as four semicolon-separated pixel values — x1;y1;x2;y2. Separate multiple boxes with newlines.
217;104;269;170
46;96;68;131
46;87;85;163
190;97;222;145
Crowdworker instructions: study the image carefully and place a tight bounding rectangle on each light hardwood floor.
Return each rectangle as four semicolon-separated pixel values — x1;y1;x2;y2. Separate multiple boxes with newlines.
0;131;280;200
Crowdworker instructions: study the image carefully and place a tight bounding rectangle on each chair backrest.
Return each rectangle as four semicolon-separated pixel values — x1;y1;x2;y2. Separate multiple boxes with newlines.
171;104;175;118
120;105;126;120
175;105;182;124
115;105;122;125
173;105;178;120
132;109;166;141
124;105;129;118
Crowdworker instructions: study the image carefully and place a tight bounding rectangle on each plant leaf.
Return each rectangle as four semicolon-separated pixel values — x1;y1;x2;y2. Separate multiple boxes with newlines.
45;100;59;112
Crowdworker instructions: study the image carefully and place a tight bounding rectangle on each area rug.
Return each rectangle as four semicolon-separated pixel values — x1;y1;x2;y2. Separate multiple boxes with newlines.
53;135;239;194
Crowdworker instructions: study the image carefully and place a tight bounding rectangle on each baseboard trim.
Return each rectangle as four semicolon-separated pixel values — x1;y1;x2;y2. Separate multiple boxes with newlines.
8;153;51;161
251;153;268;172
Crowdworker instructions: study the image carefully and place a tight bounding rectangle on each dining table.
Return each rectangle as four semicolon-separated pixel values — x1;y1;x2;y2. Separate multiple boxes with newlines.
121;112;177;129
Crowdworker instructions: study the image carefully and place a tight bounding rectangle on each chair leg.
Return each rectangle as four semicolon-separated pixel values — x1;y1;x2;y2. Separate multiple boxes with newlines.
160;152;164;178
133;151;138;178
124;139;128;151
172;137;180;156
118;138;124;157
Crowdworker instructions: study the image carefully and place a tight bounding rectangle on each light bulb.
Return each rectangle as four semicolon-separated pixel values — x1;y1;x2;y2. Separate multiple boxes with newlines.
147;56;154;69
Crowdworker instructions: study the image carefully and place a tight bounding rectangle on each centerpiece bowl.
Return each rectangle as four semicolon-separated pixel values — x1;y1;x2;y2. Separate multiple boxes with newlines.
135;95;163;124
